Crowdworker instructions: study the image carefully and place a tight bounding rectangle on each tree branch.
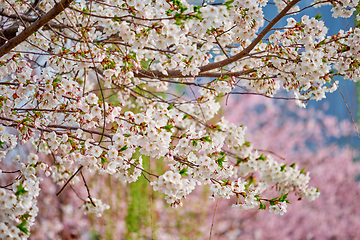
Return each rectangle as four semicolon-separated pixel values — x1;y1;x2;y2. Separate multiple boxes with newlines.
134;69;256;79
198;0;301;73
0;0;74;58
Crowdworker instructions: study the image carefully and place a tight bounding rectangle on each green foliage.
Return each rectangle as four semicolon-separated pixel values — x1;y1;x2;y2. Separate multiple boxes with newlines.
17;220;29;235
90;231;101;240
120;145;128;151
258;201;266;210
224;0;234;10
167;103;175;110
314;13;323;20
257;153;266;161
216;154;226;168
101;156;107;165
164;124;174;132
179;167;188;176
125;155;152;239
201;136;211;142
15;182;28;196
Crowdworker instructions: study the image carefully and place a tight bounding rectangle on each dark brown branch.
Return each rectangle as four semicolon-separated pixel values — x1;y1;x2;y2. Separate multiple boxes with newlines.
56;165;83;197
0;12;38;22
0;0;74;58
1;170;21;173
198;0;301;73
12;108;78;113
131;1;299;79
134;69;256;79
80;170;96;207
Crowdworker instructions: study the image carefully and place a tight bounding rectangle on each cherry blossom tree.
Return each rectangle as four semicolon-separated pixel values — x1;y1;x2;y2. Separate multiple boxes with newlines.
0;0;359;238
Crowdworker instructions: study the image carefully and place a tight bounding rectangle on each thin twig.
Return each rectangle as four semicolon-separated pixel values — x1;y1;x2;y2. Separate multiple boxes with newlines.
1;170;21;173
209;198;219;240
80;170;96;207
70;184;86;202
332;79;360;141
56;165;83;197
256;149;285;160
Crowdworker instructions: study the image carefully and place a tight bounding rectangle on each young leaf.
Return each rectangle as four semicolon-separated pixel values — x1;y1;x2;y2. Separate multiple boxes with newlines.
258;154;266;161
314;13;323;20
179;167;188;176
15;182;28;196
120;145;128;151
201;136;211;142
280;164;287;172
259;201;266;210
17;220;29;235
164;125;174;132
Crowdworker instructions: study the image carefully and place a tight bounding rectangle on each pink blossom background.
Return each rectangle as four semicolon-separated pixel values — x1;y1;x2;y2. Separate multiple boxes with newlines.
207;95;360;240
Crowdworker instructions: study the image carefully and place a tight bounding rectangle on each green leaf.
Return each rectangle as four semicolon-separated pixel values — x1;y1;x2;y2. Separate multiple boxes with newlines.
258;154;266;161
290;163;296;168
120;145;128;151
300;167;306;174
167;103;175;110
164;125;174;132
201;136;211;142
193;6;201;12
279;193;289;202
236;157;243;165
15;182;28;196
314;13;323;20
174;17;184;26
216;155;226;168
113;15;121;22
183;114;190;120
179;167;188;176
224;0;234;10
0;140;5;149
280;164;287;172
179;6;187;13
244;177;255;190
166;9;174;16
101;156;107;165
259;201;266;210
192;140;198;147
17;220;29;235
194;12;202;20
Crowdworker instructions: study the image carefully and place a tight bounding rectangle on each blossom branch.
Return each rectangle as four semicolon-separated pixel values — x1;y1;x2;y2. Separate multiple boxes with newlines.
0;0;74;58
